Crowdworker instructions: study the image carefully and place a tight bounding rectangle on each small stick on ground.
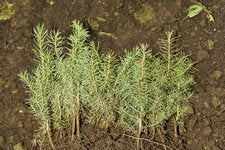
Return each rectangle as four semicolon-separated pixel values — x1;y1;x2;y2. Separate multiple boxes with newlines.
122;134;176;150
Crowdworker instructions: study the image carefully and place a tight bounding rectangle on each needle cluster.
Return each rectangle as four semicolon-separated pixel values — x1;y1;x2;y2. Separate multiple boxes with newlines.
19;21;195;148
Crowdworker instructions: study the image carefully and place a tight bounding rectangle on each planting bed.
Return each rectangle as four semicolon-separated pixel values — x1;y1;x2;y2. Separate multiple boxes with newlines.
0;0;224;149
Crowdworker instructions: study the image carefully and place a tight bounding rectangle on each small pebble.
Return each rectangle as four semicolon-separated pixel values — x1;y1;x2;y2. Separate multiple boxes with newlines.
13;143;24;150
204;140;215;147
197;50;209;62
199;118;210;127
202;126;213;136
187;115;198;129
219;104;225;112
17;121;24;128
190;31;196;37
212;146;221;150
179;125;186;135
200;19;206;26
209;70;222;80
19;18;28;27
191;140;202;150
212;96;222;108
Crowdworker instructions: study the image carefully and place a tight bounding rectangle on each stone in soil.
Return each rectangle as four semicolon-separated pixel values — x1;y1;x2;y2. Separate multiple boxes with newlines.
201;126;213;137
197;49;209;62
211;96;222;108
187;115;198;129
204;139;216;148
209;70;222;80
219;104;225;113
197;117;211;128
13;143;24;150
212;146;222;150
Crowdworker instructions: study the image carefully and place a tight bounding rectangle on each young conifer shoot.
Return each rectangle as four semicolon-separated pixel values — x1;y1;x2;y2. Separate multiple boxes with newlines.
82;42;117;128
19;24;56;149
19;20;195;149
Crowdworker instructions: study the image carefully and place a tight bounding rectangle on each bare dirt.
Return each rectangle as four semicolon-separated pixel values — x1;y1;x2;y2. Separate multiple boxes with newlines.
0;0;224;149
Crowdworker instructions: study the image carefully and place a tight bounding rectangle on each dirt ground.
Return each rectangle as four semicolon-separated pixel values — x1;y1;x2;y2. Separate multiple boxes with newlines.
0;0;225;149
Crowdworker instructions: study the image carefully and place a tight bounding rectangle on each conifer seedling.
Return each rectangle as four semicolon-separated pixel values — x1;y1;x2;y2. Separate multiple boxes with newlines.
19;20;195;149
82;42;117;128
19;24;56;149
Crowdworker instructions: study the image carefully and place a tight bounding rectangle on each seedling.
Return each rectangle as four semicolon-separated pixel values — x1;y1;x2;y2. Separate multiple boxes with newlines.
185;2;215;22
19;21;195;149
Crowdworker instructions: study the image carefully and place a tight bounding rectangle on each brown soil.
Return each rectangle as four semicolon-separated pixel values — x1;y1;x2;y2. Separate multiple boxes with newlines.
0;0;224;149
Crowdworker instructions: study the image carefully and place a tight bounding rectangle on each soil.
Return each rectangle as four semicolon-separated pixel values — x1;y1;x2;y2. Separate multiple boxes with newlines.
0;0;224;149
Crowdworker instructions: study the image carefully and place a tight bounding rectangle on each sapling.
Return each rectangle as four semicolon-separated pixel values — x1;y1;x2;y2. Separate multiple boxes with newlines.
159;31;195;137
114;44;153;149
46;29;64;135
19;25;56;149
82;42;117;128
60;20;89;140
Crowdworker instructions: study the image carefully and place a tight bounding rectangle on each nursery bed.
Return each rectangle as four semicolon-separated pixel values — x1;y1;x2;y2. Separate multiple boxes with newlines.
0;0;224;149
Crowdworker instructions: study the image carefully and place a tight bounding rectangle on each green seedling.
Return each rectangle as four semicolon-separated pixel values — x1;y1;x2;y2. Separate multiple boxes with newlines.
185;2;215;22
19;21;195;149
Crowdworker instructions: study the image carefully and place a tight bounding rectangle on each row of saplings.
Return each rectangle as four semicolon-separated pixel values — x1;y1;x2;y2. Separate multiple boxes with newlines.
19;20;195;149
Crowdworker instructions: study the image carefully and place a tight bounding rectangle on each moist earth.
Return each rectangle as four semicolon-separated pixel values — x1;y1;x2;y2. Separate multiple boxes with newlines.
0;0;224;149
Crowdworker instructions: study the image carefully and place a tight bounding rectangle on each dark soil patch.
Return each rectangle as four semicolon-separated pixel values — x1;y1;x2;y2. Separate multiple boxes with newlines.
0;0;224;149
